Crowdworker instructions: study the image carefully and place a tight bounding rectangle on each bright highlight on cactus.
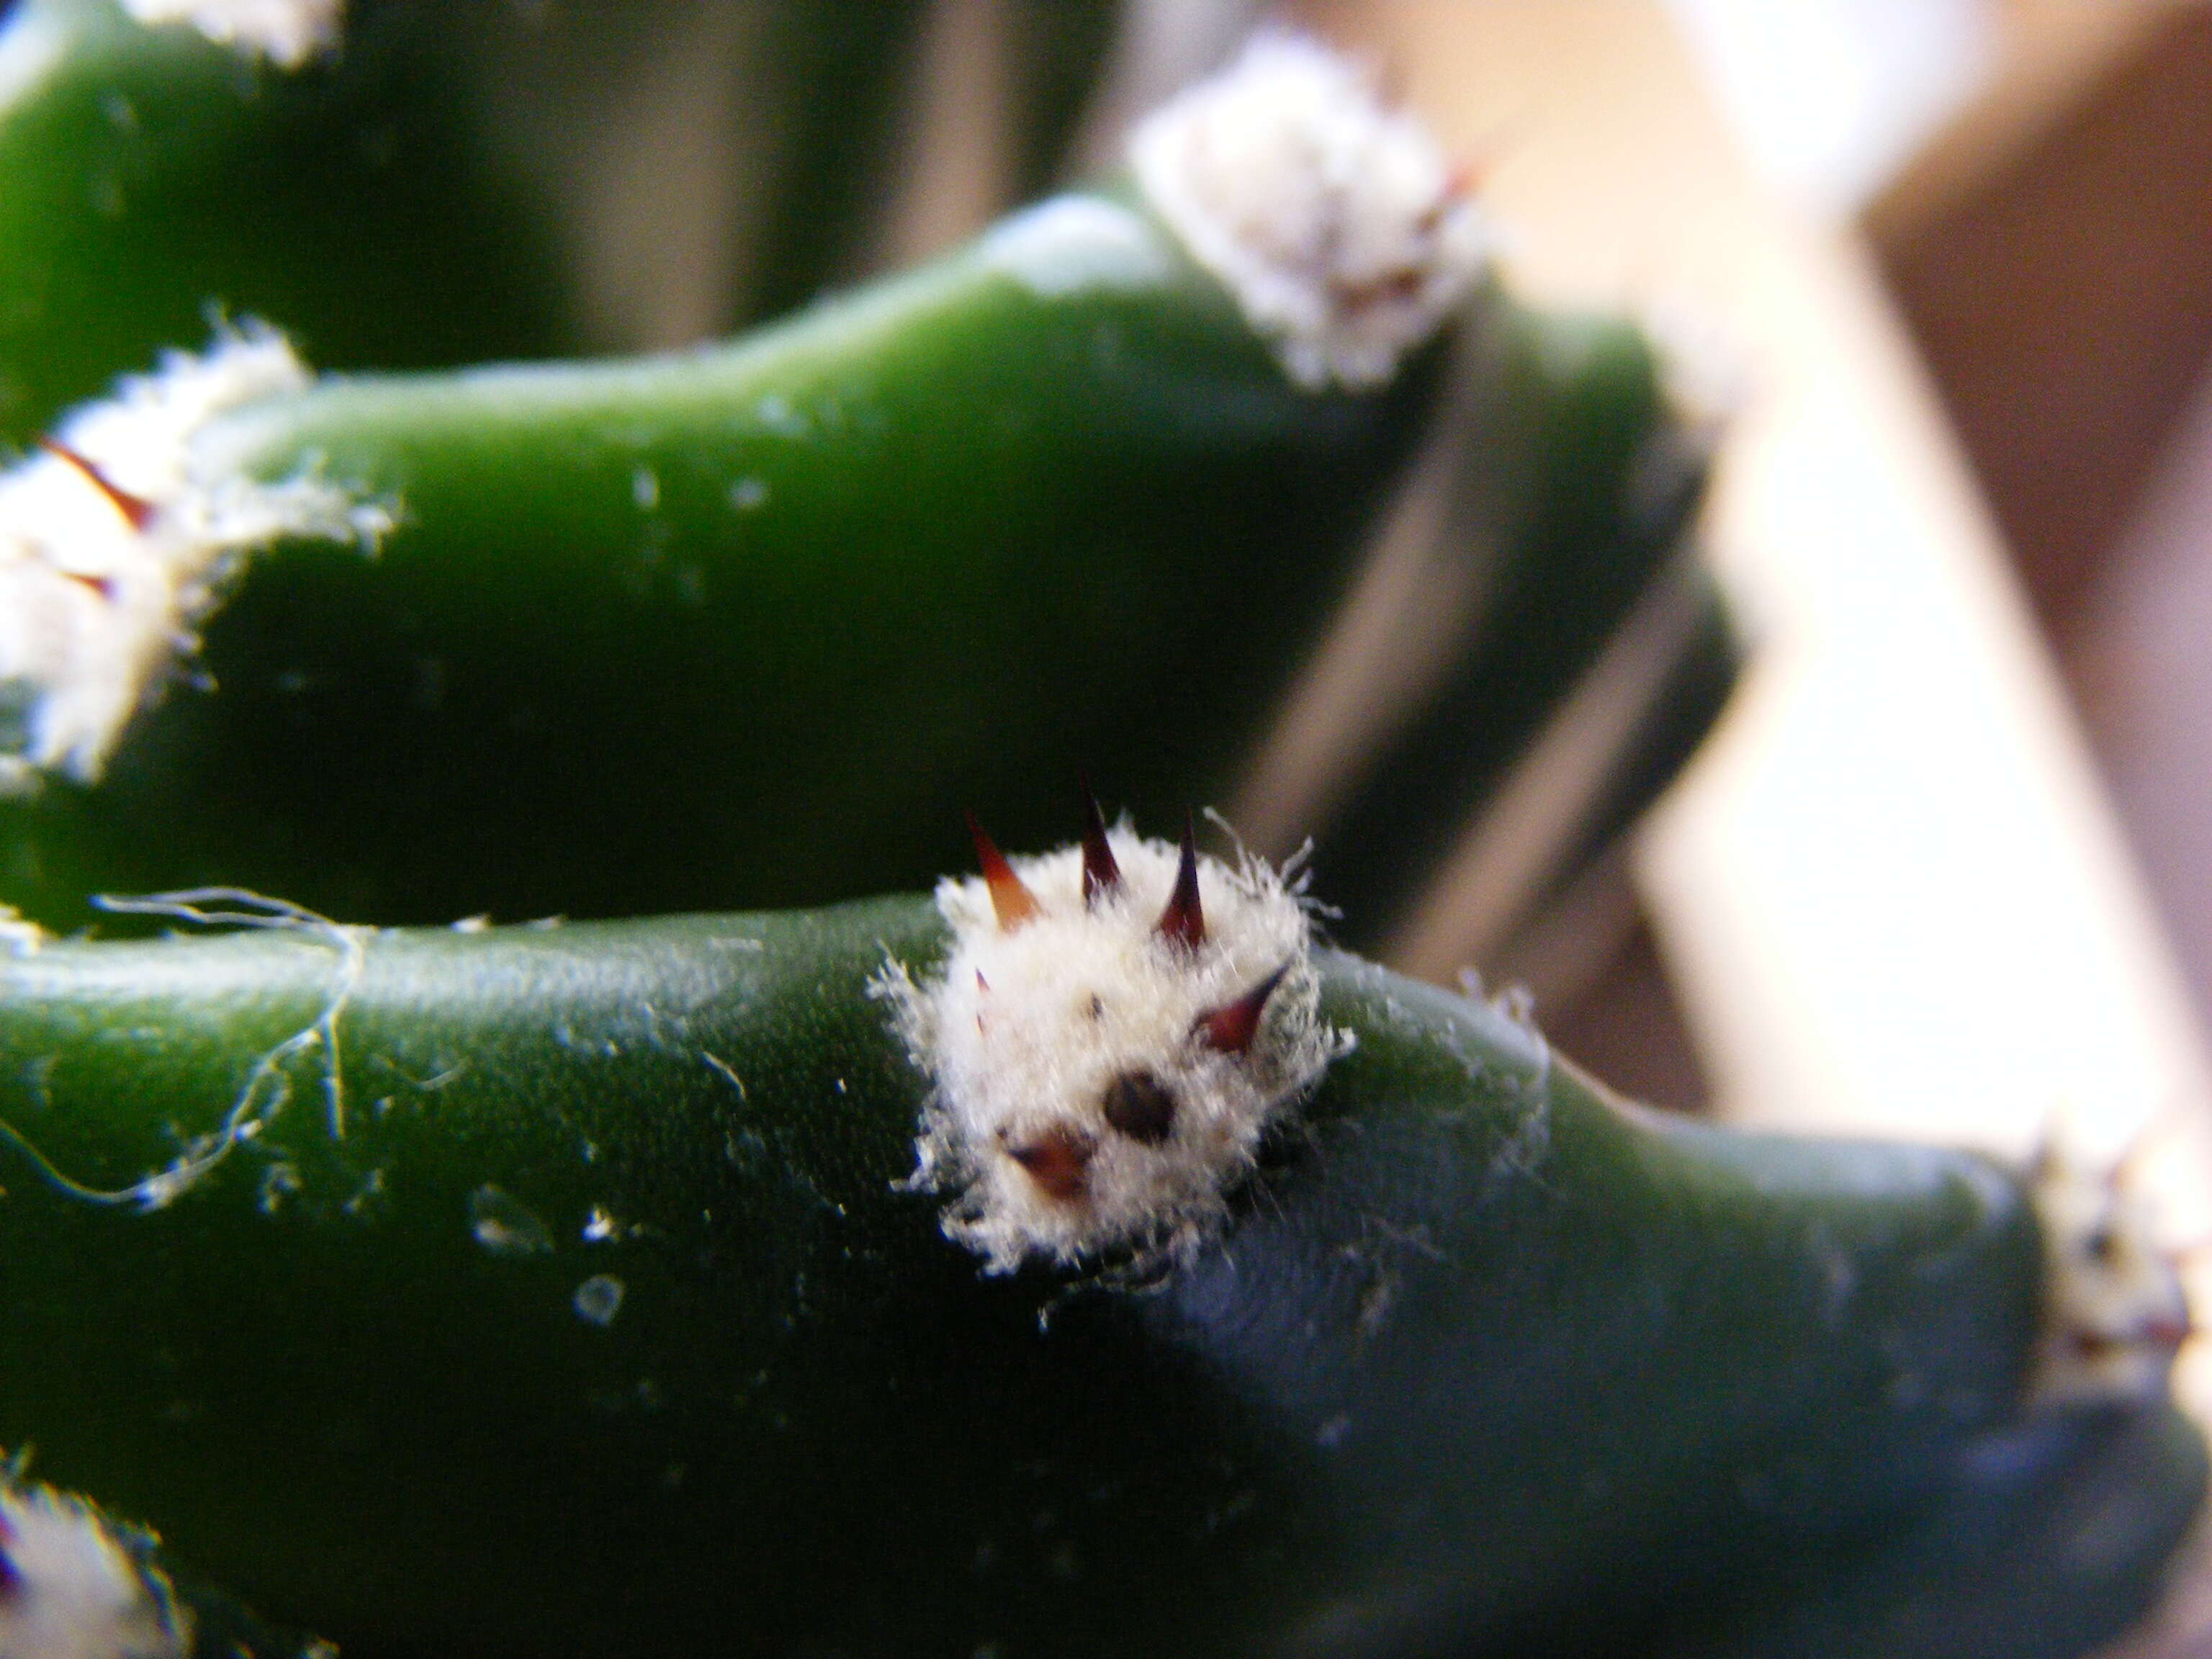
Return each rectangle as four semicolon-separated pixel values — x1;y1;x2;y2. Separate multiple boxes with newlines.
1129;30;1489;391
0;323;390;792
883;799;1339;1272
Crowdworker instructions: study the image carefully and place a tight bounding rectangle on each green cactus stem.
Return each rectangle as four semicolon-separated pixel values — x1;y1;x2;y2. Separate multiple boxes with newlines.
1;32;1518;929
0;0;577;446
0;826;2190;1655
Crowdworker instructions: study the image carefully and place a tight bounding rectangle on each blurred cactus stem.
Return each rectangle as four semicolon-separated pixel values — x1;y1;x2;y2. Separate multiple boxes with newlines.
0;30;1514;927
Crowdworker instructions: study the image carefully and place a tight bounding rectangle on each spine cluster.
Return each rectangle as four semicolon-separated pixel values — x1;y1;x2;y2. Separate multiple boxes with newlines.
1129;30;1488;391
0;323;387;793
882;803;1339;1272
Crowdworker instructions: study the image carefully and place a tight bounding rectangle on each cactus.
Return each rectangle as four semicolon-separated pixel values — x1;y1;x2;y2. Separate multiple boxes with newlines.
0;24;1511;928
0;9;2195;1656
0;819;2195;1656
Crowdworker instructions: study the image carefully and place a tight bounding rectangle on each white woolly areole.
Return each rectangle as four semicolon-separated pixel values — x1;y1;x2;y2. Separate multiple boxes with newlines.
1128;31;1488;392
0;323;391;794
122;0;342;68
2028;1138;2191;1406
0;1480;189;1659
880;832;1339;1274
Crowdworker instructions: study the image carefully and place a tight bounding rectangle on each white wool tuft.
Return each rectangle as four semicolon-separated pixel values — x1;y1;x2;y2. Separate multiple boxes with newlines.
881;830;1341;1273
0;1480;190;1659
122;0;343;68
1128;30;1489;392
2028;1136;2192;1406
0;322;392;794
0;905;43;957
